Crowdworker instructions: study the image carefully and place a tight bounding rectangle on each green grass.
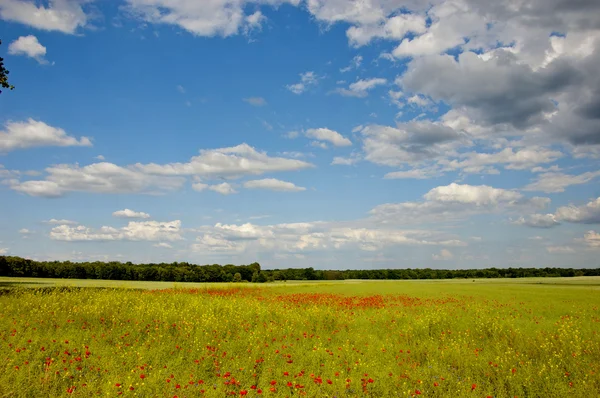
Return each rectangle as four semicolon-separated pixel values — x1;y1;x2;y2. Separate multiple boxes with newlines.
0;277;599;397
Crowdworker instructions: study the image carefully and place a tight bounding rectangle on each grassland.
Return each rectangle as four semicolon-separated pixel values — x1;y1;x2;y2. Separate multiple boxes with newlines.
1;277;599;397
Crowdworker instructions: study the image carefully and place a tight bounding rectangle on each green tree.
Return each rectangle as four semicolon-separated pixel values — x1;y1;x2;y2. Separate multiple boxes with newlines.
233;272;242;282
1;40;15;94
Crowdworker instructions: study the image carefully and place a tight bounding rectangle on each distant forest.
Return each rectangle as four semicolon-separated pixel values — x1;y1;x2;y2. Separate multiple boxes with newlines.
1;256;599;283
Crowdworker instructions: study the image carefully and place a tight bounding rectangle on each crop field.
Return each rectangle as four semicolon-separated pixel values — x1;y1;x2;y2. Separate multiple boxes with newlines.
1;278;599;397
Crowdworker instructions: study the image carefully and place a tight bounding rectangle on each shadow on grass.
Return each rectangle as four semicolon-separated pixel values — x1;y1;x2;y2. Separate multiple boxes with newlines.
0;280;45;287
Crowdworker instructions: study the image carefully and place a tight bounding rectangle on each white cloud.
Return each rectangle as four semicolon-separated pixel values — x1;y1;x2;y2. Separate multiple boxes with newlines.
523;171;600;193
8;35;47;64
94;155;105;161
424;183;522;206
358;122;465;167
153;242;173;249
11;180;64;198
443;147;563;174
512;214;560;228
191;181;209;192
0;247;8;255
407;94;432;108
584;231;600;248
176;85;186;93
44;219;78;225
284;131;299;139
339;55;362;72
347;13;427;47
112;209;151;219
546;246;575;254
19;228;31;234
0;0;89;34
334;77;386;98
11;162;185;197
191;180;238;195
286;71;319;94
136;143;314;177
331;153;361;166
384;168;441;180
305;128;352;147
370;183;548;224
243;97;267;106
555;197;600;224
311;141;328;149
244;178;305;192
0;119;92;153
191;221;465;255
125;0;293;37
392;3;484;58
50;220;183;242
244;10;266;34
432;249;454;260
209;182;237;195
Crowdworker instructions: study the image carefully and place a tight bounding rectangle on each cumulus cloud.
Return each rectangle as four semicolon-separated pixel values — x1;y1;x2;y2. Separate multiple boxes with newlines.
358;122;466;167
523;171;600;193
0;248;8;255
243;178;306;192
10;162;185;197
124;0;287;37
331;153;361;166
442;147;564;174
334;78;387;97
432;249;454;260
44;219;78;225
8;35;47;63
0;0;89;33
191;221;465;255
112;209;151;219
305;128;352;147
555;197;600;224
347;13;427;47
136;143;314;177
370;183;549;224
339;55;362;72
208;182;237;195
512;214;560;228
50;220;183;242
401;50;577;129
584;230;600;248
153;242;173;249
286;71;319;94
546;246;575;254
0;119;91;153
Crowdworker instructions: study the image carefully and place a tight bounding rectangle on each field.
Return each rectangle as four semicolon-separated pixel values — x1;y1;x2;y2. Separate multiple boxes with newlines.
1;278;599;397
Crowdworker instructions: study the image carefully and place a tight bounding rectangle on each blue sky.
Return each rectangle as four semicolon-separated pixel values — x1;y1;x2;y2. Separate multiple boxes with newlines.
1;0;599;269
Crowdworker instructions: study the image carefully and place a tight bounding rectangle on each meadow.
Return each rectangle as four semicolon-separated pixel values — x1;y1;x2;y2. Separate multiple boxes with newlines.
1;277;599;397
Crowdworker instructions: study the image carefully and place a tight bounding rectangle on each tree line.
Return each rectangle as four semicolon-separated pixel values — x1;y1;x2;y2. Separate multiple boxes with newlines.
1;256;599;283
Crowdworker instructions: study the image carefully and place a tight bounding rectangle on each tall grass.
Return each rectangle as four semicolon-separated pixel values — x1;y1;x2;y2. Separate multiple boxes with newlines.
1;281;598;397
